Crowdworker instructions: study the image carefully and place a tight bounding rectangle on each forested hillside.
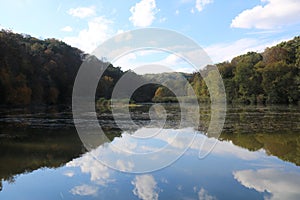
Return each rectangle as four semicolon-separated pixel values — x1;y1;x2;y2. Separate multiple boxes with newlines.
189;36;300;104
0;30;155;106
0;30;84;105
0;30;299;106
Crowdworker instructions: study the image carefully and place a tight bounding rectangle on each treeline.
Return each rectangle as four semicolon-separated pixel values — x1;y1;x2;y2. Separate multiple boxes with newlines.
189;36;300;104
0;30;299;106
0;30;156;106
0;30;83;105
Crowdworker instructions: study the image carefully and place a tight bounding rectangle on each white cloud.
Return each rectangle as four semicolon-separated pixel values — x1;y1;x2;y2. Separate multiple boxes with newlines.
70;184;98;196
129;0;159;27
175;10;180;15
204;37;289;63
132;175;159;200
113;50;163;72
113;52;137;71
198;188;217;200
61;26;73;32
161;54;184;66
245;29;282;35
195;0;213;12
68;6;96;19
159;52;207;73
231;0;300;29
113;51;195;74
63;16;113;53
233;168;300;200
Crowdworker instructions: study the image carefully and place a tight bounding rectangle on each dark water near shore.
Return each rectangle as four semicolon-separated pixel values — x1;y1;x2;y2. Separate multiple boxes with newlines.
0;105;299;200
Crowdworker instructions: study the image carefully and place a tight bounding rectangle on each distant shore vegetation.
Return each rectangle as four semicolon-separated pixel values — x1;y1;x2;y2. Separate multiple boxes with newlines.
0;29;299;107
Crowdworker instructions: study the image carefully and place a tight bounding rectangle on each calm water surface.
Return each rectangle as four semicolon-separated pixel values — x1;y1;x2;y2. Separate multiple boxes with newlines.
0;105;299;200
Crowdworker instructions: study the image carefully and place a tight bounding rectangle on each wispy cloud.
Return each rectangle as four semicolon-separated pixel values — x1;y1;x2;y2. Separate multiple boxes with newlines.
190;8;195;14
63;16;113;53
231;0;300;29
63;170;75;177
129;0;159;27
204;37;290;63
56;4;62;13
245;29;282;35
195;0;213;12
61;26;73;32
68;6;96;19
113;50;194;74
159;17;167;23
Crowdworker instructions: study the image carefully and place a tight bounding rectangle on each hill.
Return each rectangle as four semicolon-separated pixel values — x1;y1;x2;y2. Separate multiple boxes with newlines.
0;30;155;106
0;29;299;106
0;30;83;105
166;36;299;104
215;36;300;104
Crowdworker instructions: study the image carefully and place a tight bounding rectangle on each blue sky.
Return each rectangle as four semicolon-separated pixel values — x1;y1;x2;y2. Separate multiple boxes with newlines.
1;0;300;72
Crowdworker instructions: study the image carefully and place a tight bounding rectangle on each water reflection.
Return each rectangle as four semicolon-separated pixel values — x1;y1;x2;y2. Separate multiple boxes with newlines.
0;105;299;199
223;105;300;134
62;127;300;199
0;127;84;192
220;133;300;166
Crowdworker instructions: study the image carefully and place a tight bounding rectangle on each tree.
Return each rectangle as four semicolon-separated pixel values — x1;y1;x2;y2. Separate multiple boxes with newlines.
233;52;263;103
260;61;298;103
154;86;174;98
263;47;289;64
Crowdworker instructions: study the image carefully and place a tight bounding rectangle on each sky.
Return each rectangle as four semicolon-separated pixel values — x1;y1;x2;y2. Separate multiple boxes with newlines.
1;0;300;73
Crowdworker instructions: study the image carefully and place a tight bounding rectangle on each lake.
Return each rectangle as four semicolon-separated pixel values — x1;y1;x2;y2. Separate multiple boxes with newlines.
0;104;300;200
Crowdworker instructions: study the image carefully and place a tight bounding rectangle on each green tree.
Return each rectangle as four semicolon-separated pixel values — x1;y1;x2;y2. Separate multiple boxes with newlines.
260;61;298;103
233;52;263;103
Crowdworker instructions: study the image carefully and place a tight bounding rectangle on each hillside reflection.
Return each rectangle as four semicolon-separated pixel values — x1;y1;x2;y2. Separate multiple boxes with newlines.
0;127;85;191
220;132;300;166
0;105;299;195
